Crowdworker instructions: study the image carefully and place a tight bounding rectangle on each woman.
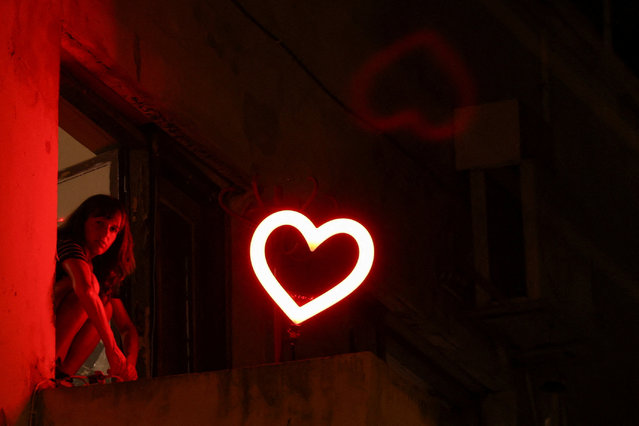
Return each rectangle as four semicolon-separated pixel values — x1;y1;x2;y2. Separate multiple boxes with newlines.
54;194;138;381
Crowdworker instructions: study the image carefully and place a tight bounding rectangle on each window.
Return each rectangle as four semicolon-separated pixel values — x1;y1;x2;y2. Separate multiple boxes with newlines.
151;134;228;375
58;68;229;377
58;98;119;222
454;100;539;304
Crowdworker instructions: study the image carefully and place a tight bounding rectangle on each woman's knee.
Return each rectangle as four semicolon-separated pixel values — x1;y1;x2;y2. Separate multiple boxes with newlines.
55;291;87;333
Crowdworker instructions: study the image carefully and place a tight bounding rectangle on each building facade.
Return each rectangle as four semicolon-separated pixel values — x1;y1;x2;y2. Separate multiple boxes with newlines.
1;0;638;424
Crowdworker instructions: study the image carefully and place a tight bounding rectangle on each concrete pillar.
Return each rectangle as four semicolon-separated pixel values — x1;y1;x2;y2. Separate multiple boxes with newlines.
0;0;60;423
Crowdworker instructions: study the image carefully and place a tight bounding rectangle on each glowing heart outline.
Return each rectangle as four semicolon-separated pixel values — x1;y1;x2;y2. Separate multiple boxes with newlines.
250;210;374;325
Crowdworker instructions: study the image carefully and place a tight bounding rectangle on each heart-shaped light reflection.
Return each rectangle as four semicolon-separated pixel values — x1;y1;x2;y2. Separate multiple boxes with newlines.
350;30;476;140
250;210;374;325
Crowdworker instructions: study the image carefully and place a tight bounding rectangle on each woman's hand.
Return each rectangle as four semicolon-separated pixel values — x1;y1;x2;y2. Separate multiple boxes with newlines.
109;357;137;381
123;361;138;381
105;345;127;378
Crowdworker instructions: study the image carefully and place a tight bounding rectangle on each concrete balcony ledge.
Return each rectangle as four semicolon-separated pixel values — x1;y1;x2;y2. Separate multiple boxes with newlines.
36;352;432;425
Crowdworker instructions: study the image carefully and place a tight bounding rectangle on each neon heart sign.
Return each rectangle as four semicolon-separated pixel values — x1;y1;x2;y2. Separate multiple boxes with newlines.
250;210;374;325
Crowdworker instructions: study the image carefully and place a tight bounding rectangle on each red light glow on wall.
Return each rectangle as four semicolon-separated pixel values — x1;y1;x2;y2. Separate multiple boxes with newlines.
350;30;476;141
250;210;374;325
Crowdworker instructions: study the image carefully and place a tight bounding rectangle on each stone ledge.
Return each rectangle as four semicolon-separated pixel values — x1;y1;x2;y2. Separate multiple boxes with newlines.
36;352;433;425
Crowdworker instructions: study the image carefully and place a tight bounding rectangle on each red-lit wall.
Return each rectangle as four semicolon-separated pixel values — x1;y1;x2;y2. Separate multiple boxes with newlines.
0;0;60;422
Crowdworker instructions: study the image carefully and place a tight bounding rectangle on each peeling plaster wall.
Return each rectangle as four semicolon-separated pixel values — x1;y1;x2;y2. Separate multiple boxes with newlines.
0;0;60;423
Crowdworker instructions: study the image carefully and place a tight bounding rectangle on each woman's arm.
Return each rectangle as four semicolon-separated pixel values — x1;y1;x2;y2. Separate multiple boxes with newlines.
112;297;139;380
62;258;127;375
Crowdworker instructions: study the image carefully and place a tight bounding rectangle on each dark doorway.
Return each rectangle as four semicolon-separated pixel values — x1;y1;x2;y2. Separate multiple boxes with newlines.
152;136;228;376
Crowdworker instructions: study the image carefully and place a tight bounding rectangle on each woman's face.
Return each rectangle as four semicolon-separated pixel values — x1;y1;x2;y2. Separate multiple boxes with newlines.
84;211;122;258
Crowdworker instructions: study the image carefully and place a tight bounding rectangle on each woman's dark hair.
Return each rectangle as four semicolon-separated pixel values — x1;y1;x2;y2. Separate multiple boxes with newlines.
58;194;135;292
